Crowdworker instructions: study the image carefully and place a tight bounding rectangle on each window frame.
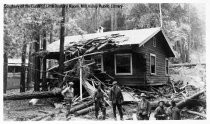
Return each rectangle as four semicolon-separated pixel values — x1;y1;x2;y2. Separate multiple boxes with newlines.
165;58;169;75
150;53;156;75
114;53;133;75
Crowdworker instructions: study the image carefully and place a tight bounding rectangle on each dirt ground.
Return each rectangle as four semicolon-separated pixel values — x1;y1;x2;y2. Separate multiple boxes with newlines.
3;97;156;121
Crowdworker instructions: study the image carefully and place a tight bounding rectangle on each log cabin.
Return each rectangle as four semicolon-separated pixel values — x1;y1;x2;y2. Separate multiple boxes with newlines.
46;27;175;88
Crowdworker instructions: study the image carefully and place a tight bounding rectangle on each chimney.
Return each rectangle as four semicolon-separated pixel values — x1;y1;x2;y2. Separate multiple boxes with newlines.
97;26;104;33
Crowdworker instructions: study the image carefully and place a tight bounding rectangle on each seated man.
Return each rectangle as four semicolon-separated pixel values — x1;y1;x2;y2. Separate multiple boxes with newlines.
166;100;181;120
154;101;167;120
136;93;151;120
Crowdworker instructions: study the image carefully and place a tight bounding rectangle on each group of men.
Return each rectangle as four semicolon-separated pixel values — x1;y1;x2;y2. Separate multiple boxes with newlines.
136;92;181;120
61;80;181;120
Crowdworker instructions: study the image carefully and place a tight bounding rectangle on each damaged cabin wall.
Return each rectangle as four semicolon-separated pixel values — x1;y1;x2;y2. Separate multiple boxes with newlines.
103;47;146;86
134;33;170;85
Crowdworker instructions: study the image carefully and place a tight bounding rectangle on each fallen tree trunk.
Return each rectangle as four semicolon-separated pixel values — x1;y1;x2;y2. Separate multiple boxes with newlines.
70;100;94;114
177;90;205;109
184;110;206;118
75;106;95;116
4;91;63;100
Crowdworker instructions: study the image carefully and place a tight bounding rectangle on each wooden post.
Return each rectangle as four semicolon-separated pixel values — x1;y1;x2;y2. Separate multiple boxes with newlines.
3;52;8;93
42;31;47;91
20;40;27;92
79;58;83;100
58;5;65;87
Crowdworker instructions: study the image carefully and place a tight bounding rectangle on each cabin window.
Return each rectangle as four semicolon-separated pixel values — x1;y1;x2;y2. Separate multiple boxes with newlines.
165;58;169;75
8;66;21;73
114;54;132;75
153;37;156;47
150;53;156;75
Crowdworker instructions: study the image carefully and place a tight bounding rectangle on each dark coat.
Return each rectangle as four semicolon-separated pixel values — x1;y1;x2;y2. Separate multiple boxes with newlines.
166;106;181;120
136;99;151;115
109;85;124;104
93;89;104;103
154;106;167;120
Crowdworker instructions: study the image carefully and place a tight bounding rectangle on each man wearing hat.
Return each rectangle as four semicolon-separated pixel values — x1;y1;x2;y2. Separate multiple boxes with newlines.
61;82;74;119
166;100;181;120
93;83;106;120
109;80;124;120
136;93;151;120
154;101;167;120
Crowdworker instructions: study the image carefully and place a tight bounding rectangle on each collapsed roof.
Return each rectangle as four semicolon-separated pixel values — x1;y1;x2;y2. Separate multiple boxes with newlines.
47;27;174;57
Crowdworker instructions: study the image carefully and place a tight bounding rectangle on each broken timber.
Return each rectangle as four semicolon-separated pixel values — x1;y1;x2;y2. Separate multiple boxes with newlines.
75;105;95;116
4;90;62;100
48;51;104;71
70;100;94;114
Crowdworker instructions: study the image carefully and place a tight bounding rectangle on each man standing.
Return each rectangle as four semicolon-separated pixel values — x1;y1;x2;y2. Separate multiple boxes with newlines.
136;93;151;120
154;101;167;120
109;80;124;120
93;84;106;120
166;100;181;120
61;82;74;119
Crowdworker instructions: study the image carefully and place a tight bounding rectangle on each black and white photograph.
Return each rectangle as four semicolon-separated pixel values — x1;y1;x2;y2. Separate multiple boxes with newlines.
2;1;207;121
